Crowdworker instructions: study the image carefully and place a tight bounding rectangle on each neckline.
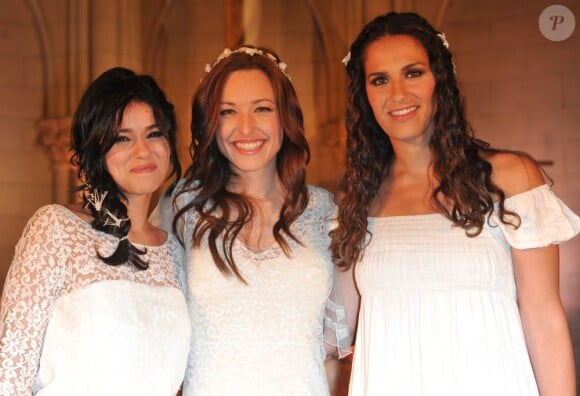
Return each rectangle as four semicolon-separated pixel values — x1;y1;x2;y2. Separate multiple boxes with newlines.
54;204;169;248
368;184;549;221
369;212;442;220
235;238;283;255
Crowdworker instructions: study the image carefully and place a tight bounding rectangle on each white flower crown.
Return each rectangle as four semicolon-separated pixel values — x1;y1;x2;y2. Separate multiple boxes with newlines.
341;31;451;66
204;46;290;79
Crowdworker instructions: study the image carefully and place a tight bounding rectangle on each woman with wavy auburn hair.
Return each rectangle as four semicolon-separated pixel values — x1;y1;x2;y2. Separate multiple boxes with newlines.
331;11;579;395
155;45;350;395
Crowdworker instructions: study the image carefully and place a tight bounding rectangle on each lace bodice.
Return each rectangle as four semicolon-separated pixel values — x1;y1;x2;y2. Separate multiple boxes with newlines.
0;204;191;395
157;185;348;395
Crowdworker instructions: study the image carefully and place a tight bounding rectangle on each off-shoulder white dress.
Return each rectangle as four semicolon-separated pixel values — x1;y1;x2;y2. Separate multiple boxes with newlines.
0;205;191;395
349;185;580;396
159;185;349;396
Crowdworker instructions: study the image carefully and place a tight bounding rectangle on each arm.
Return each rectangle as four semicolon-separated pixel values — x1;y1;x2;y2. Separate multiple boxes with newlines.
513;245;576;395
336;264;360;347
490;152;576;394
0;207;67;394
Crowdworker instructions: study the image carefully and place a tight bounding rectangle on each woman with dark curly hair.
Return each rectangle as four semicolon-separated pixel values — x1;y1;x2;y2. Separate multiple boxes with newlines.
330;12;579;395
0;67;190;395
155;45;350;395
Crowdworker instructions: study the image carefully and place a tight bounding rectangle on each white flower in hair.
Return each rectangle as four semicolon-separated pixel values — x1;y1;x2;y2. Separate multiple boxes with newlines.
341;52;351;66
437;33;450;49
86;189;108;212
216;48;232;63
244;47;260;56
103;209;129;228
204;46;291;79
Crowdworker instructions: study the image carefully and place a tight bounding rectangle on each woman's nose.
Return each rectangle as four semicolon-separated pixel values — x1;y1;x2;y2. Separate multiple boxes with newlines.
133;137;151;158
237;112;253;135
389;79;406;101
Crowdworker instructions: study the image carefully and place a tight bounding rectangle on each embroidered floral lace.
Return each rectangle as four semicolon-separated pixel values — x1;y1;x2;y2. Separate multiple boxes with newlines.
0;204;190;395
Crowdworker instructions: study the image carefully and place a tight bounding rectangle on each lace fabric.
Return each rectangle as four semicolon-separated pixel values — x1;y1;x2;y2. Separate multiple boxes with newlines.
156;184;351;395
0;204;190;395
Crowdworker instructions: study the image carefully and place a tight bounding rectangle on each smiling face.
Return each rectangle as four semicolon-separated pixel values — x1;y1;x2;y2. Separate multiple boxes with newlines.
105;101;170;200
216;69;283;179
364;34;436;146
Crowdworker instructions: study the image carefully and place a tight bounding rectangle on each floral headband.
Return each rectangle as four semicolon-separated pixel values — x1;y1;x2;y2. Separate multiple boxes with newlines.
204;46;290;79
341;32;450;66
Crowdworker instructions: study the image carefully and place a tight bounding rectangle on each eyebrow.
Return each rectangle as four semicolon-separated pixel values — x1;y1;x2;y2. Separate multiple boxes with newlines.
220;98;277;106
118;124;160;133
367;61;428;77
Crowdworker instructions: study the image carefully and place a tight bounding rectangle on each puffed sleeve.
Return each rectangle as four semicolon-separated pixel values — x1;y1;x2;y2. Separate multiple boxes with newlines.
314;187;352;358
490;184;580;249
0;206;69;394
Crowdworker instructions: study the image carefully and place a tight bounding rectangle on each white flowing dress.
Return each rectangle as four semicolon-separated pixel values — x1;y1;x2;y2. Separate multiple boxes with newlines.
159;185;349;396
0;205;191;395
349;185;580;396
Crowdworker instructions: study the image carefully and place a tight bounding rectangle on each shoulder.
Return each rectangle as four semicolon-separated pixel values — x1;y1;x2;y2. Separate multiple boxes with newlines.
64;202;93;223
173;179;201;205
307;185;335;209
306;185;336;218
24;204;72;231
157;179;200;216
307;184;335;202
485;151;545;197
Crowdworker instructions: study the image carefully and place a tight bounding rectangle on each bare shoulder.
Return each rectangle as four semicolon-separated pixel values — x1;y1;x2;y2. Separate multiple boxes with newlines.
485;151;545;197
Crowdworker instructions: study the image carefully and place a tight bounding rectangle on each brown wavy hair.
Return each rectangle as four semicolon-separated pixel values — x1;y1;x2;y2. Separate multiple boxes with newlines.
174;45;310;281
331;12;528;270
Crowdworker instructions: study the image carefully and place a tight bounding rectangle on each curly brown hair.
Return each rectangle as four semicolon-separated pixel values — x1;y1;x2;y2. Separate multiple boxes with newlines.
331;12;526;270
174;45;310;281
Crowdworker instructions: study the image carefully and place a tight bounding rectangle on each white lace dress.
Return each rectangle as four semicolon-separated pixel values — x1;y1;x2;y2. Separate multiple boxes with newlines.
158;185;348;396
349;185;580;396
0;205;191;396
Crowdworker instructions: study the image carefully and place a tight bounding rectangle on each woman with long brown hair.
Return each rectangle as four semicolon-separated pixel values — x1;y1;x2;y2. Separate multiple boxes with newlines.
331;12;579;395
156;45;350;395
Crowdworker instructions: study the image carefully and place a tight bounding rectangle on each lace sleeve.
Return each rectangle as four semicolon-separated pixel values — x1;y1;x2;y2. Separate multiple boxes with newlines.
310;187;352;358
0;206;70;394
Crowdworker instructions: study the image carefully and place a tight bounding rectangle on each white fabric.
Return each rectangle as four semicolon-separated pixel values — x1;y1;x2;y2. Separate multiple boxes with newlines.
349;184;580;396
160;185;344;396
0;204;191;395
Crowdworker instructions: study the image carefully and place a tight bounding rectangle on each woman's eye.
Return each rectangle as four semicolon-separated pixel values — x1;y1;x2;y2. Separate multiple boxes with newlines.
148;130;164;138
219;108;235;116
255;106;274;113
113;135;130;143
406;69;424;78
370;76;388;86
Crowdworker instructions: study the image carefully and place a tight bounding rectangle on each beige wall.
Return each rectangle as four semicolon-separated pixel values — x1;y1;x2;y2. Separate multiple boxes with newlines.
0;0;578;391
0;0;52;284
442;2;580;389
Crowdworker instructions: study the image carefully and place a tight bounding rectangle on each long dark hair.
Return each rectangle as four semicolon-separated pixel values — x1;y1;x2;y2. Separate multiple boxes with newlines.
331;12;526;269
70;66;181;269
174;45;310;281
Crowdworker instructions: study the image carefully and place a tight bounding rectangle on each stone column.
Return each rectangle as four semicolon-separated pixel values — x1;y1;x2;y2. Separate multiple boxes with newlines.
225;0;244;48
36;117;78;205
